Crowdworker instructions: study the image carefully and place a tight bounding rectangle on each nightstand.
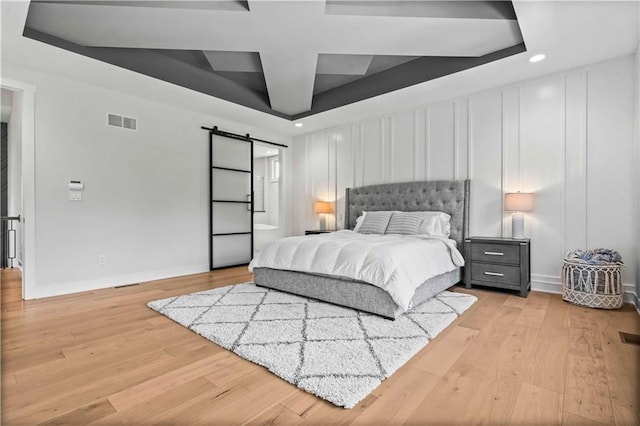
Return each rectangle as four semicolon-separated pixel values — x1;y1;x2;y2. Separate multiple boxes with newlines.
305;230;332;235
464;237;531;297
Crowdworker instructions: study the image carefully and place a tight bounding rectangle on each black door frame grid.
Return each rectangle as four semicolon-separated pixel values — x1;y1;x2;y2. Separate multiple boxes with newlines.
203;125;287;270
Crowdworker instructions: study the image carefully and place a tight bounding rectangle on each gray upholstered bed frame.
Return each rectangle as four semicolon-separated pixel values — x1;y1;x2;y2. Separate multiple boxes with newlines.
344;179;469;250
254;179;470;319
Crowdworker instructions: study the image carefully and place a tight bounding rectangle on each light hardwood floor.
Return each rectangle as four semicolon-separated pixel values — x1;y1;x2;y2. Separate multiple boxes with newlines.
1;267;639;425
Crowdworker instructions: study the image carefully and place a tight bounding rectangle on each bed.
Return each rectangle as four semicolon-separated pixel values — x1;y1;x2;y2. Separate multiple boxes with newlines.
251;179;470;319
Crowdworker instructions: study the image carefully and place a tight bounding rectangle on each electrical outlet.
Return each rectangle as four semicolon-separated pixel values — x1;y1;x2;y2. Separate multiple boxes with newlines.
99;255;106;265
70;192;82;201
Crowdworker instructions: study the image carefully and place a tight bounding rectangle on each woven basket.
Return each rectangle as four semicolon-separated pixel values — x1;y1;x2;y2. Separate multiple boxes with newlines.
561;259;622;309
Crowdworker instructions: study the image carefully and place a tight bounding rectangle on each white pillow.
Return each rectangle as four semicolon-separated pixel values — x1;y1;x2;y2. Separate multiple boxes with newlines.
417;211;451;237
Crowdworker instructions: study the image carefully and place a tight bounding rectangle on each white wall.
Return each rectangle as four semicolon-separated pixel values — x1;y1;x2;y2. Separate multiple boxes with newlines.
253;155;279;227
253;156;268;223
292;54;638;297
7;90;22;266
1;63;291;298
1;88;13;122
266;156;280;227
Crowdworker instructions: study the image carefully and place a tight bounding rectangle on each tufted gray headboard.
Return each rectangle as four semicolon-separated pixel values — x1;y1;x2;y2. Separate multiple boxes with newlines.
345;180;470;249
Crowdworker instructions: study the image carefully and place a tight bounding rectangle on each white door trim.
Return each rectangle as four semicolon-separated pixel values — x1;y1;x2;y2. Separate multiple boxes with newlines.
1;77;37;299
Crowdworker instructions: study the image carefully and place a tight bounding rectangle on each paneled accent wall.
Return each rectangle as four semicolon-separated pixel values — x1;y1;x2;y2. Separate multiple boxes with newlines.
291;55;637;292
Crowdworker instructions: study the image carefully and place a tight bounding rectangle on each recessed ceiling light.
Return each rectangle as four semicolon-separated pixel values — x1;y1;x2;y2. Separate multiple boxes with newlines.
294;123;303;128
529;54;546;63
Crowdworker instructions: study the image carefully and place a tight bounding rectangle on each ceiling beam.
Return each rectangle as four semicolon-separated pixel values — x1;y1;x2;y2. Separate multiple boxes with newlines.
260;51;318;115
25;1;521;57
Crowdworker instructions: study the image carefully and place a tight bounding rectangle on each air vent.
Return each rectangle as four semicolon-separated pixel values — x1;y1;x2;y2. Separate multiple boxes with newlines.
114;283;140;289
107;113;137;131
108;113;123;127
620;332;640;346
123;117;137;130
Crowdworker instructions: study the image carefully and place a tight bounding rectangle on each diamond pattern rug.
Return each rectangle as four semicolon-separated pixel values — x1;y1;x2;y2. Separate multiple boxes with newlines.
148;283;477;408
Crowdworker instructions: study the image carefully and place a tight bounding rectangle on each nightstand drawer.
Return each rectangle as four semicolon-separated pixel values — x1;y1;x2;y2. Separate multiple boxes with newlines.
470;243;520;265
465;237;530;297
471;263;521;287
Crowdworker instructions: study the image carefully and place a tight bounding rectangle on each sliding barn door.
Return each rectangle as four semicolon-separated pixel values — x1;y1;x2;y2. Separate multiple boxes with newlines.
209;133;253;269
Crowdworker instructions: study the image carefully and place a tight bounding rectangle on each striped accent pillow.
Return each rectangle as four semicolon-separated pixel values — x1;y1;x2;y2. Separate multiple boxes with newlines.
386;212;426;235
356;211;393;234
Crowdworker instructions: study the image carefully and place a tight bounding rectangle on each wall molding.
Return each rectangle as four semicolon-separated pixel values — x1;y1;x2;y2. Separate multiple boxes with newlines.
466;101;473;181
413;110;420;181
359;123;364;186
500;90;505;237
453;101;459;180
584;70;590;248
425;108;431;180
531;273;563;294
379;117;385;183
304;134;312;227
331;129;337;228
517;86;523;190
562;75;568;254
292;55;636;288
389;116;395;182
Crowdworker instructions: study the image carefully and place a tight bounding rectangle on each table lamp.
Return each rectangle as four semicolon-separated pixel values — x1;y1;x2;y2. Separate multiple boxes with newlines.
505;192;534;239
314;201;334;231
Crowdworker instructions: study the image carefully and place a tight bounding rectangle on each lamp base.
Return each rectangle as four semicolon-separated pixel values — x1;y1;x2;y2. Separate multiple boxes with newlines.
511;213;525;239
319;215;326;231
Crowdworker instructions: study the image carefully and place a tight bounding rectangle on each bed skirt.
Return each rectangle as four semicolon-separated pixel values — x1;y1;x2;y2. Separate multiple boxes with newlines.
253;267;462;319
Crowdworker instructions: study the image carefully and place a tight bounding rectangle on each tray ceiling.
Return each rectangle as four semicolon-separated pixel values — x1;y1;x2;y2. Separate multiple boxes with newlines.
23;0;525;120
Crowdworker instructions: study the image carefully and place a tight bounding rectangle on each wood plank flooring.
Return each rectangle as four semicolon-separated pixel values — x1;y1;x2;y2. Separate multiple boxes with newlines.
1;267;639;425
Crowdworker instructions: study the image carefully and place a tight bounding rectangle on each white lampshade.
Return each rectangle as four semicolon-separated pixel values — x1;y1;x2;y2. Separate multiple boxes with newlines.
314;200;334;231
505;192;534;212
314;201;334;214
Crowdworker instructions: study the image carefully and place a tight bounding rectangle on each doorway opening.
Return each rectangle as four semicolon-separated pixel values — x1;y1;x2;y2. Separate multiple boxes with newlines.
0;79;36;299
1;88;22;271
252;143;282;256
1;120;7;269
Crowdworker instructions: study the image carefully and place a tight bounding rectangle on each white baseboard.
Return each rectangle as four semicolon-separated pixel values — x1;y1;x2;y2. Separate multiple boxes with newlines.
531;274;563;294
531;274;638;307
32;265;210;299
630;292;640;316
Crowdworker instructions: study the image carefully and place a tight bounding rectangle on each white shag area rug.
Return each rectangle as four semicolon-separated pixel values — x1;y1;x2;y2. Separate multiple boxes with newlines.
148;283;476;409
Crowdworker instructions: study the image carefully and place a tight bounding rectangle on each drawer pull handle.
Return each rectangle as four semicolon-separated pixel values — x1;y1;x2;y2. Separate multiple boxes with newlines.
484;272;505;277
484;251;504;256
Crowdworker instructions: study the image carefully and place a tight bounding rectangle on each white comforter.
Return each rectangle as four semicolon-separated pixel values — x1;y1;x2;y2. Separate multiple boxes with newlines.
249;230;465;311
